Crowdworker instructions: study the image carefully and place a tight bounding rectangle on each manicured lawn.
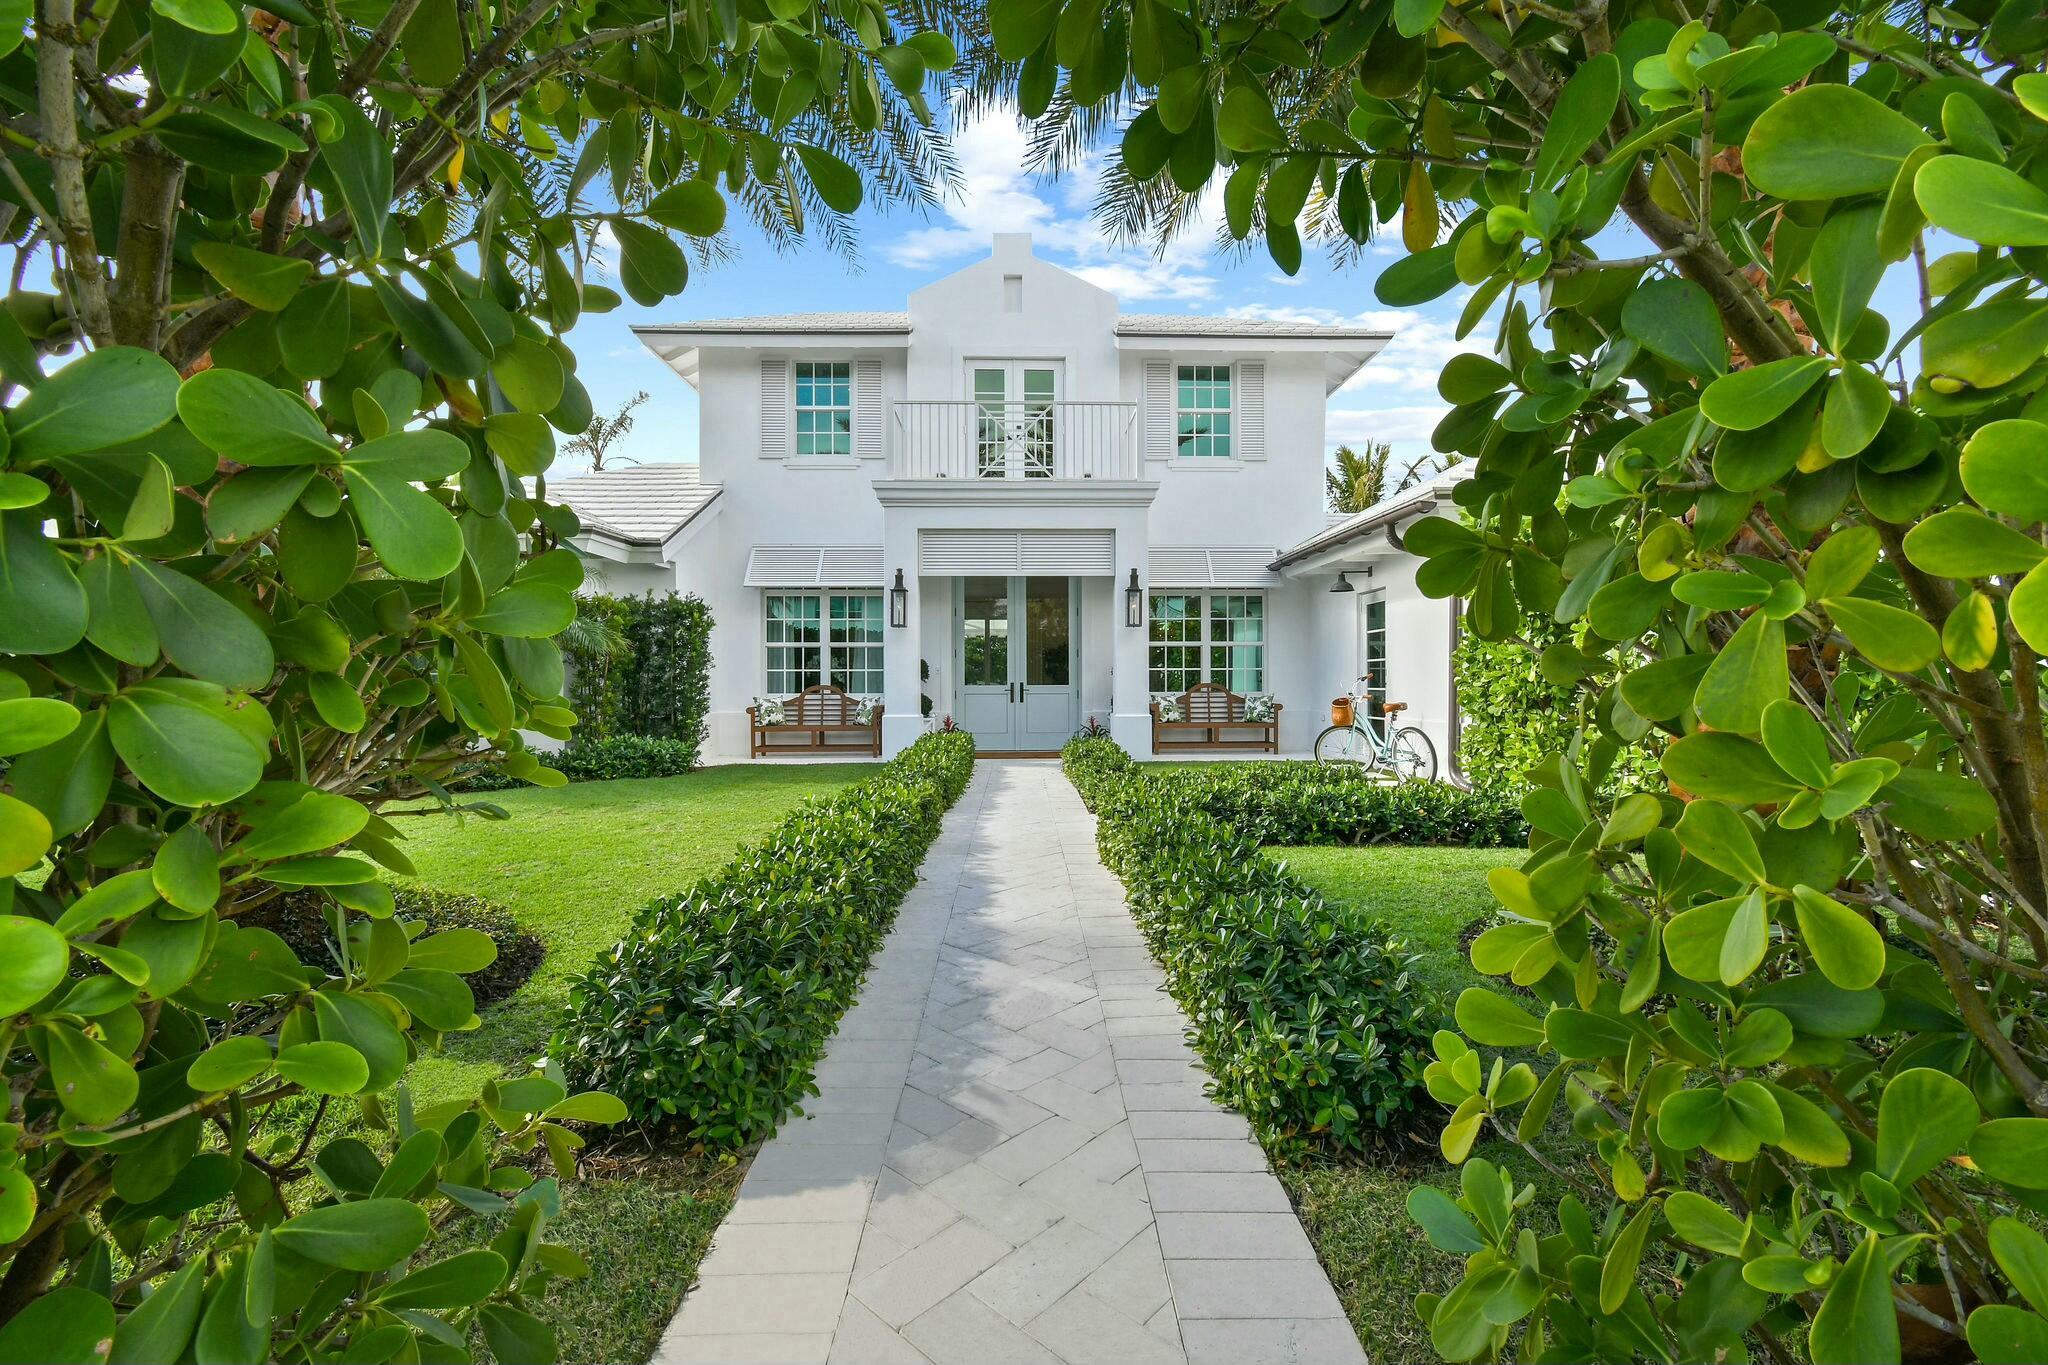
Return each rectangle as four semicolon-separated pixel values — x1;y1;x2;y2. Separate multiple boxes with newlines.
1271;844;1523;1003
395;764;871;1104
1267;841;1564;1361
387;763;870;1362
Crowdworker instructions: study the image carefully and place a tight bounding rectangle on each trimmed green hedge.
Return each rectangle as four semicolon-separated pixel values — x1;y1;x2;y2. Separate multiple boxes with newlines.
567;591;714;751
1070;743;1527;846
553;732;975;1145
1066;738;1446;1156
465;733;702;790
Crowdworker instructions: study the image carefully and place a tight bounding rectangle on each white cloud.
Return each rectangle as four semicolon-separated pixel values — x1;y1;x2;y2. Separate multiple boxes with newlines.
881;99;1222;302
1327;403;1450;446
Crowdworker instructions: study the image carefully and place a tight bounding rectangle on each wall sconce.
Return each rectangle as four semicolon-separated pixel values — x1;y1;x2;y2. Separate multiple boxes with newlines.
1331;571;1355;594
889;569;908;628
1125;568;1143;628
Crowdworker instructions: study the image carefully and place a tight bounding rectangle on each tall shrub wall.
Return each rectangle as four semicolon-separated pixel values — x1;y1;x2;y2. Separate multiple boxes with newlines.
566;592;712;755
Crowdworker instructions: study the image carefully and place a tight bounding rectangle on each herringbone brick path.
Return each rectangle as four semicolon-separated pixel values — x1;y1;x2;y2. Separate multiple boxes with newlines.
654;761;1364;1365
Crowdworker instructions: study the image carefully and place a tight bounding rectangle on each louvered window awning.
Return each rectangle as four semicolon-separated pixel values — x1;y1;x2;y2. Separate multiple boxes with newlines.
1148;546;1277;587
744;545;885;587
917;530;1116;576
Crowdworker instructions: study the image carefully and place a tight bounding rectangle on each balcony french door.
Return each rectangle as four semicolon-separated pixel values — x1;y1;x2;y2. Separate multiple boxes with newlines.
970;361;1060;478
954;575;1077;751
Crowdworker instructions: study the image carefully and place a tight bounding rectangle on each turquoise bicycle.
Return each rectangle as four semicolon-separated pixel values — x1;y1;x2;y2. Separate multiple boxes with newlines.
1313;677;1439;781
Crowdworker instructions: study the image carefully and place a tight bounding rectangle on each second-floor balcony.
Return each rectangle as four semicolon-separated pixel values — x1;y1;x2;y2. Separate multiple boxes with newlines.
891;401;1140;481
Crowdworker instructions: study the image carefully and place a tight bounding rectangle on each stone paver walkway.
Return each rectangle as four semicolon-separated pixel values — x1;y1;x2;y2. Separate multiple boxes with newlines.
654;762;1364;1365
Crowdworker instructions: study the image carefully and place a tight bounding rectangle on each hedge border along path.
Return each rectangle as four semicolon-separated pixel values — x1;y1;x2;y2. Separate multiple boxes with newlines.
553;731;976;1146
1061;738;1525;1159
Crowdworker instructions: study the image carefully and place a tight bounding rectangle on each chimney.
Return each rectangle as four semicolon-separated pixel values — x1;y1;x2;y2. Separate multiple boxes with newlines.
992;233;1033;267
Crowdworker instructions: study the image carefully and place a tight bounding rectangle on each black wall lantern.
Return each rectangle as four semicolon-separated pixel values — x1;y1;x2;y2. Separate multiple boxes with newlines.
1125;568;1143;628
889;569;908;628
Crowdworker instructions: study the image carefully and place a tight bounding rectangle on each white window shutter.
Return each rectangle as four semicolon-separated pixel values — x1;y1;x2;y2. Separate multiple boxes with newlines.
759;357;789;459
854;356;884;459
1238;361;1266;460
1144;360;1173;461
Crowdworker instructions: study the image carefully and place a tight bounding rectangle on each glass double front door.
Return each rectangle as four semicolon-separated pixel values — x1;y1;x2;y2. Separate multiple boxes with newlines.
971;362;1059;478
956;576;1077;751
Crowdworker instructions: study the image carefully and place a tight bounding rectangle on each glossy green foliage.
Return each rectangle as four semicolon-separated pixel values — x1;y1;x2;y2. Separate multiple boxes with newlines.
560;592;715;748
1013;0;2048;1356
553;732;976;1145
1064;737;1472;1156
0;0;966;1352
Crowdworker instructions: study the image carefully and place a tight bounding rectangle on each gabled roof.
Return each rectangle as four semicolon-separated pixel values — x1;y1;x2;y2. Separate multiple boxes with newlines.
547;463;721;547
1116;314;1394;340
636;312;911;334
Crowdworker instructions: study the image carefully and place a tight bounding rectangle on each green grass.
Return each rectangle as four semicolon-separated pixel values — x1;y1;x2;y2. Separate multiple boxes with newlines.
1270;844;1523;1002
385;764;868;1362
1265;841;1564;1361
393;764;870;1104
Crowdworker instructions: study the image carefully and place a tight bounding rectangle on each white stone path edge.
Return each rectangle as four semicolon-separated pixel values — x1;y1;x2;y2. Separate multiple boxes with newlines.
652;761;1366;1365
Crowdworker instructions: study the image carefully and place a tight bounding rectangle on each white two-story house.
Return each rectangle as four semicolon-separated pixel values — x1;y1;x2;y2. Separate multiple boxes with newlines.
559;233;1468;765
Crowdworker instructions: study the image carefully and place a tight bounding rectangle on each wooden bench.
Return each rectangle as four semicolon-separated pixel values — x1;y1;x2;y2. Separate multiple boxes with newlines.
1150;681;1281;754
748;683;882;757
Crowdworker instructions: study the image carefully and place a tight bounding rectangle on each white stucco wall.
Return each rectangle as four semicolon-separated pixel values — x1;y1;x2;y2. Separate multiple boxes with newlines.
587;235;1462;766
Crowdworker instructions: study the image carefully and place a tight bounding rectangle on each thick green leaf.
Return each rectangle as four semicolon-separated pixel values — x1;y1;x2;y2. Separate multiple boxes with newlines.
1662;731;1803;803
1962;420;2048;524
187;1035;273;1091
192;242;313;311
6;347;180;461
1825;595;1940;672
0;915;67;1014
1692;612;1785;735
317;97;394;259
276;1040;372;1093
42;1019;140;1122
1701;356;1831;432
1903;506;2048;578
178;367;335;465
1821;364;1891;460
1675;800;1767;882
1969;1306;2048;1365
1790;886;1885;990
1810;1231;1899;1365
1621;278;1724;376
129;560;276;688
0;1286;117;1365
794;145;863;213
1877;1067;1977;1184
274;1197;430;1269
1810;206;1884;353
341;468;463;580
108;688;267;807
379;1249;511;1310
0;508;89;653
276;279;352;379
1742;84;1933;200
1915;154;2048;247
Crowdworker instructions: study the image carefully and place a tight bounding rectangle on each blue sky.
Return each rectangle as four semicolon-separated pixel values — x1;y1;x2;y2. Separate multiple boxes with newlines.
570;101;1493;482
569;99;1933;482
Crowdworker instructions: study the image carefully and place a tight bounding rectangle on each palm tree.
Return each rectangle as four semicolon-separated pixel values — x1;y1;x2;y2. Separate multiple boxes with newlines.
564;392;650;471
1327;441;1447;513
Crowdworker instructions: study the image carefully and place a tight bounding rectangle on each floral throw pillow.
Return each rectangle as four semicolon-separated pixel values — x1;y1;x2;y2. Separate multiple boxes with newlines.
1154;694;1184;722
853;697;878;725
1242;693;1276;723
753;697;786;726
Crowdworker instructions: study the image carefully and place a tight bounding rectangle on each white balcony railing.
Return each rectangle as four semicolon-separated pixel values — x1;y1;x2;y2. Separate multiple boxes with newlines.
890;401;1140;480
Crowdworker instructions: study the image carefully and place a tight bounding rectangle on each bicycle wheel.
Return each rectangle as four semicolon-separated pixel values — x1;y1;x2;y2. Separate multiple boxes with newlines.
1389;727;1439;782
1315;724;1375;765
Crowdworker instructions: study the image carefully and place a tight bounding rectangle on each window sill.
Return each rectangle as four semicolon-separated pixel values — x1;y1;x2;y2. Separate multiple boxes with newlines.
780;457;862;470
1156;459;1246;472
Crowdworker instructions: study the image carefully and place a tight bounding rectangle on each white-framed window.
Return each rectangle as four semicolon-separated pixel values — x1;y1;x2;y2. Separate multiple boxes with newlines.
1148;591;1264;693
764;590;883;695
1175;364;1232;459
794;361;852;457
1361;594;1387;734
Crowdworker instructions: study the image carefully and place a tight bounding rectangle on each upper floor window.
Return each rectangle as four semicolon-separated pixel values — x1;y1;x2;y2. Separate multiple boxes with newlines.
795;361;852;457
1176;364;1232;459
